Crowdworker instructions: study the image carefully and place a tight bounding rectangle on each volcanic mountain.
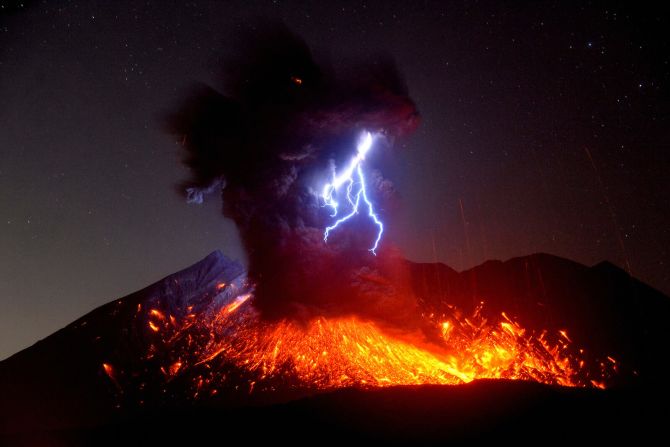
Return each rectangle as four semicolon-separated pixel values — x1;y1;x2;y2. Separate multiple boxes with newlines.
1;251;667;445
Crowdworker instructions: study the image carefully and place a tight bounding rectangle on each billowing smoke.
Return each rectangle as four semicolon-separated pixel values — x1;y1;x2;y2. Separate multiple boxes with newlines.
167;24;419;324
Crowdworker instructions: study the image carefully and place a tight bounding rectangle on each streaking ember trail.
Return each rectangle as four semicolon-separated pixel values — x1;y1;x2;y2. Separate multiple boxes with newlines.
322;131;384;254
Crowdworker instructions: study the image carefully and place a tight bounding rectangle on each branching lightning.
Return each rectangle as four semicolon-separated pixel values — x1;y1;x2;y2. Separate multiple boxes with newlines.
322;131;384;254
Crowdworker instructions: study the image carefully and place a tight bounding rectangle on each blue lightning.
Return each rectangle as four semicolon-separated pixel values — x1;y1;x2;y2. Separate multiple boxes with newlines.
322;131;384;255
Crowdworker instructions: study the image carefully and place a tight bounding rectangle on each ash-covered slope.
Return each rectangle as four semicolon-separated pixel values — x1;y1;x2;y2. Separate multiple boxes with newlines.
0;251;244;434
1;251;668;444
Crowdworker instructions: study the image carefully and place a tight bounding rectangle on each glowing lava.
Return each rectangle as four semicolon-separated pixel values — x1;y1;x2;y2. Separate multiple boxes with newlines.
108;127;617;401
322;131;384;254
130;287;616;399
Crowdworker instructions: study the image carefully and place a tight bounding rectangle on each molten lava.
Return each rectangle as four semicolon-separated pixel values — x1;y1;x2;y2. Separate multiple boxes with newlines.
130;281;615;400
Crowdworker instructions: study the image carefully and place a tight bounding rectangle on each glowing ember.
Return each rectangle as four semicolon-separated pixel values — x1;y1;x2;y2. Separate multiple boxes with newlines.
149;309;165;319
221;293;252;315
102;362;121;390
127;289;615;399
169;361;183;376
102;363;114;378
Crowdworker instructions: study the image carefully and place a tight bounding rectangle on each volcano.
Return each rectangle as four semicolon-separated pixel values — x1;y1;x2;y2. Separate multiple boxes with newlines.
1;251;667;445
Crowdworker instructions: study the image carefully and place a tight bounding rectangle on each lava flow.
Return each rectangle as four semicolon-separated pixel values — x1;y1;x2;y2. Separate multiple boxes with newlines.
124;278;615;402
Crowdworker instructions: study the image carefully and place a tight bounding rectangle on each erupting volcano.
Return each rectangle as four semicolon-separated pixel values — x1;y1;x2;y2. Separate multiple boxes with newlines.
2;250;666;444
142;26;616;399
1;23;667;446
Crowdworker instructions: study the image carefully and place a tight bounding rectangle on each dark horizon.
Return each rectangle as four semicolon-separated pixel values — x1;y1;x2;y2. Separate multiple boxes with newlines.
1;0;668;360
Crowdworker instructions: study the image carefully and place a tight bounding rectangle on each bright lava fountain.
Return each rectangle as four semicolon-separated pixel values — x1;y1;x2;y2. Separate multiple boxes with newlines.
103;276;616;402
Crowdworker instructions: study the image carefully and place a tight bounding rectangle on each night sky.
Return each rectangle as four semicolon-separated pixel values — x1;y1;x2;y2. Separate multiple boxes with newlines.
1;0;668;360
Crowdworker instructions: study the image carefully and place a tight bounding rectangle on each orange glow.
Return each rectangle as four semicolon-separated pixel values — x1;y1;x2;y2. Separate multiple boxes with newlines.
140;294;615;396
590;380;606;389
220;293;252;315
559;330;572;342
169;361;183;376
291;76;303;85
102;362;122;390
102;363;114;378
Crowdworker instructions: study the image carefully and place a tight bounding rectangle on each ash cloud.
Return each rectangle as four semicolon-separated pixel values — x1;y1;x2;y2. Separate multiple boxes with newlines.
167;24;419;323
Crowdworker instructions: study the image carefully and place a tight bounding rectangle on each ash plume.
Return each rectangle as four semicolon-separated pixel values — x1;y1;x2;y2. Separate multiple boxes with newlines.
166;24;419;323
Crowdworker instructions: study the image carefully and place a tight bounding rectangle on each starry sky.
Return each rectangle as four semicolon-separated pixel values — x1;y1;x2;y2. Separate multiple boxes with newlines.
1;0;668;359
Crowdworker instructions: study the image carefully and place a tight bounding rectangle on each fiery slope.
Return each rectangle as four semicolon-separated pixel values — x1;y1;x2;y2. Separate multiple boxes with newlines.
116;278;614;401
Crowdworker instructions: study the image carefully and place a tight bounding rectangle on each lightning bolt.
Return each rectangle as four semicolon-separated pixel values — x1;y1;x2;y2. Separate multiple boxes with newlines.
322;131;384;255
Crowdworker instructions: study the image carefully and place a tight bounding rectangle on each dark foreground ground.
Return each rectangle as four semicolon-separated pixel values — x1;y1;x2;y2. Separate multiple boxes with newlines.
2;380;664;446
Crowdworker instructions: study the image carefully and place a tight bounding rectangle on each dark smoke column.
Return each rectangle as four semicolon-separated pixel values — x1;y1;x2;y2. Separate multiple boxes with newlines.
167;25;419;321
